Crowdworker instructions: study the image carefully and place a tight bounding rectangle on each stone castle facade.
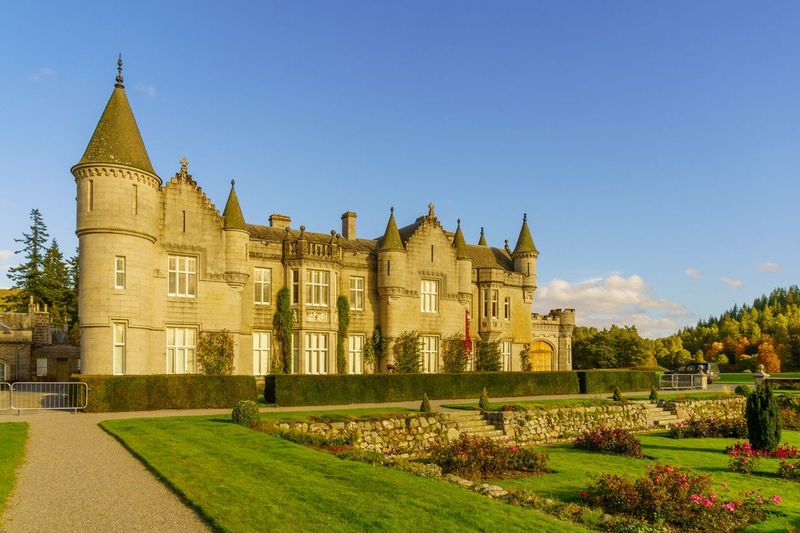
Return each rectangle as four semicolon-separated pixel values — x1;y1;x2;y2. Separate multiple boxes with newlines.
72;61;574;376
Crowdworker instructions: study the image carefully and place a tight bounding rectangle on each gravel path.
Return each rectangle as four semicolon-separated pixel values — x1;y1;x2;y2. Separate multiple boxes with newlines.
0;409;227;533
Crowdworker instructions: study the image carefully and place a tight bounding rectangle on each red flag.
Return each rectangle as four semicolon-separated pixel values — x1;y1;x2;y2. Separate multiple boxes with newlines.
464;308;472;359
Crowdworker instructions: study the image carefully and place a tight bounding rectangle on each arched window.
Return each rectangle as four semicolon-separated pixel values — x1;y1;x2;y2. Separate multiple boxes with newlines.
530;340;553;371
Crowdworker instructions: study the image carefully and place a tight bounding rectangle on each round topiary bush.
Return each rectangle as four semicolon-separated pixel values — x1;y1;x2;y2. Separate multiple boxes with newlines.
735;384;752;397
232;400;260;427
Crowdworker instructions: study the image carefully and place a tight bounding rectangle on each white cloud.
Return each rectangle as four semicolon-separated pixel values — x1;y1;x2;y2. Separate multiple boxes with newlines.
684;267;701;279
721;276;743;289
756;261;780;273
0;250;12;261
534;274;692;338
28;67;54;81
135;83;157;97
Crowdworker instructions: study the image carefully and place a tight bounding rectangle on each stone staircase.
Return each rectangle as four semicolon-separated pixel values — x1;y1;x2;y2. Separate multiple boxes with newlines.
444;412;509;441
639;401;683;428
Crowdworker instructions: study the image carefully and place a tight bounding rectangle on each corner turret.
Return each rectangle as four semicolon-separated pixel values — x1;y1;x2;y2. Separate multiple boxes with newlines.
478;227;488;246
452;219;472;302
223;179;249;287
377;207;407;295
512;214;538;301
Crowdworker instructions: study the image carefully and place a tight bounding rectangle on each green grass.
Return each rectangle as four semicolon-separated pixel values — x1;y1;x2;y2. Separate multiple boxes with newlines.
718;372;800;384
258;406;418;423
496;431;800;532
101;415;586;532
444;391;732;411
0;422;28;517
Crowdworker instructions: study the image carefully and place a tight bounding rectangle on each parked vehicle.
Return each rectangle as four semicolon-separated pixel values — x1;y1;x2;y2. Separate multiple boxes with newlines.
664;362;720;383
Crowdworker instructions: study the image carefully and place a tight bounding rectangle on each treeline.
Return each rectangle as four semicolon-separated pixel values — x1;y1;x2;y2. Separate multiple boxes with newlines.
3;209;79;333
574;286;800;372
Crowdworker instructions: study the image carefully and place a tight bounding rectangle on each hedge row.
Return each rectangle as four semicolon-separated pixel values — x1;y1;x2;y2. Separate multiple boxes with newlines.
579;370;659;394
264;372;574;406
75;374;257;412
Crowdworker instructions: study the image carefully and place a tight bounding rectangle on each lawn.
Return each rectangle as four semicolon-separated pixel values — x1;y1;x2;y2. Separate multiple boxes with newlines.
258;406;417;423
718;372;800;384
496;431;800;532
0;422;28;517
101;415;586;532
444;391;732;411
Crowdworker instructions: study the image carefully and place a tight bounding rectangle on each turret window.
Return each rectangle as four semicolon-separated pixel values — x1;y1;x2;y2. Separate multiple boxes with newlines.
168;255;197;297
491;290;499;319
87;180;94;212
291;269;300;305
350;277;365;311
112;322;126;375
254;267;272;305
504;297;511;320
114;256;126;289
420;280;439;313
306;270;330;307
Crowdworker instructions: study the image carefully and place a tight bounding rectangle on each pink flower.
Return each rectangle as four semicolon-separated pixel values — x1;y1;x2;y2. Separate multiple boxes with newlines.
690;494;702;503
723;502;736;512
772;495;782;504
758;497;764;504
703;498;714;507
580;491;589;498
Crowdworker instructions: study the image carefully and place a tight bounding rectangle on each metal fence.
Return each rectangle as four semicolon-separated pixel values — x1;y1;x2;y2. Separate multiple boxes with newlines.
659;373;706;391
0;382;10;410
0;382;88;413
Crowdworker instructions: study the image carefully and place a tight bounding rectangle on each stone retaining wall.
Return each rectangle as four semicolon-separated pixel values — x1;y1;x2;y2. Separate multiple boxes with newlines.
663;396;745;420
269;397;747;455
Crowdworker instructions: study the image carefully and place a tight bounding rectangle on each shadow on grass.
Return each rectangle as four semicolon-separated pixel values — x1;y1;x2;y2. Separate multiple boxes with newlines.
98;421;225;533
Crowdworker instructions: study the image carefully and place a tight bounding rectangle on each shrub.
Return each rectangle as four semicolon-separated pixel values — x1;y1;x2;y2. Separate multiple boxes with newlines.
579;370;658;394
264;372;580;406
478;387;491;410
393;331;422;373
735;384;752;397
272;287;293;373
519;345;532;372
196;329;234;374
778;460;800;481
441;333;468;373
78;374;257;412
727;442;763;474
420;393;432;413
430;434;548;479
746;385;781;451
336;295;350;374
334;448;387;465
392;460;443;478
612;386;623;401
648;386;658;402
363;325;387;371
669;417;748;439
778;396;800;430
573;427;644;458
231;400;260;426
475;339;501;372
584;464;780;532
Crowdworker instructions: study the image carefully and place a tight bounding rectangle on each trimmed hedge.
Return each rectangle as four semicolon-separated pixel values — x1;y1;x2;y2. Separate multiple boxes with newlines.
265;372;580;406
578;370;658;394
75;374;257;412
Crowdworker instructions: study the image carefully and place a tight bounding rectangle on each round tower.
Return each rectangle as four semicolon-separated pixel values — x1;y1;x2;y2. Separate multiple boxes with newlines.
452;219;472;303
511;214;539;303
222;179;249;287
376;207;407;369
71;57;161;375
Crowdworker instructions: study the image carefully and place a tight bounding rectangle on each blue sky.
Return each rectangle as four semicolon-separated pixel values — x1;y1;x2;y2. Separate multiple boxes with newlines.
1;1;798;337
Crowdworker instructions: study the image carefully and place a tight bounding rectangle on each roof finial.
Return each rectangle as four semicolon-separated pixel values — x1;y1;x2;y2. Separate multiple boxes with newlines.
115;54;124;88
390;206;394;214
428;202;435;218
230;178;236;188
179;157;189;174
457;218;461;226
523;213;528;222
480;227;485;236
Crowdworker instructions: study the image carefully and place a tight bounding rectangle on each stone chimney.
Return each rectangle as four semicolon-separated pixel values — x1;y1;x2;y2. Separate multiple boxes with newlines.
341;211;357;240
269;213;291;230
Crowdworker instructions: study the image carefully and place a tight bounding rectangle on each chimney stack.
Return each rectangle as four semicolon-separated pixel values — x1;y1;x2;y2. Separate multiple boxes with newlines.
269;213;291;230
341;211;357;240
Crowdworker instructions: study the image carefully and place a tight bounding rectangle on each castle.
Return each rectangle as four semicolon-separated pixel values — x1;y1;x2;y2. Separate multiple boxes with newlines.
71;60;574;376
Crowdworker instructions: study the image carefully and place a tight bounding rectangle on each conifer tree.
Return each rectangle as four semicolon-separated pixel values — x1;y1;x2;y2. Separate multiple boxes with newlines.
6;208;49;311
746;384;781;451
41;239;70;324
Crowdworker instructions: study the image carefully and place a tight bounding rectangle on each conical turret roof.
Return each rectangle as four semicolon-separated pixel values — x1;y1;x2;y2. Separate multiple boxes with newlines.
452;219;470;260
512;214;538;255
223;180;246;230
379;207;404;251
75;58;156;176
478;227;488;246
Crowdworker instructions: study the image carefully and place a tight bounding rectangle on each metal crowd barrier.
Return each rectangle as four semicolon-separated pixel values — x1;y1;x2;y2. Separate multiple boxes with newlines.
3;382;88;414
659;373;705;391
0;382;10;410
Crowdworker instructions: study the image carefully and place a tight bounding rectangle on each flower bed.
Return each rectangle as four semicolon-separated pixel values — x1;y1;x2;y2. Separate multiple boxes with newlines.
778;459;800;481
726;441;800;474
573;427;644;458
430;434;548;479
670;416;747;439
584;464;780;532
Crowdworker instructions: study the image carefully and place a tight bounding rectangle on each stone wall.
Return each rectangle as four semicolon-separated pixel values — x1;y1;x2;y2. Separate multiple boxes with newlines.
272;414;460;457
489;403;650;445
269;397;747;455
664;396;745;420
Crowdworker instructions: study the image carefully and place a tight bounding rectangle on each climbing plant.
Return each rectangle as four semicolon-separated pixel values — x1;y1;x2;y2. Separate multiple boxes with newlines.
393;330;422;373
364;325;388;371
196;329;235;375
273;287;293;374
336;295;350;374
